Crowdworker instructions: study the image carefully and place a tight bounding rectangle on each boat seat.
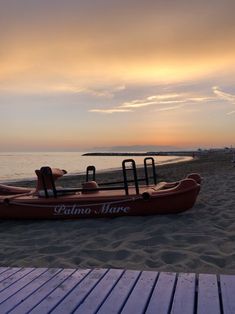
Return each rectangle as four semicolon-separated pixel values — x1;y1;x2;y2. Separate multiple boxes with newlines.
82;181;99;194
37;188;78;198
142;182;168;200
35;167;67;194
152;182;168;191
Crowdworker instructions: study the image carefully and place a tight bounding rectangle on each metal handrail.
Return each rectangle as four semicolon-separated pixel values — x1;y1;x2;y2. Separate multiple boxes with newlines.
122;159;139;195
144;157;157;185
86;165;96;182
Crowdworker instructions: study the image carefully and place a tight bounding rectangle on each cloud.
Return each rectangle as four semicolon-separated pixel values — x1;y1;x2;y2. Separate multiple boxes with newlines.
121;100;161;108
81;85;126;98
213;86;235;103
147;94;181;100
155;104;186;112
213;86;235;115
187;97;213;102
90;92;213;114
227;111;235;115
120;93;186;109
89;108;132;114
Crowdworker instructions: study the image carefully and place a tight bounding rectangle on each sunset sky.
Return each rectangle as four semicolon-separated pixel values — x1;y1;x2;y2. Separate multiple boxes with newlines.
1;0;235;151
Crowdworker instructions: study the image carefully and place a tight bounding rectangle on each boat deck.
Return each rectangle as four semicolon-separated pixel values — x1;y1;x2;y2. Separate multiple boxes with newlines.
0;185;149;201
0;267;234;313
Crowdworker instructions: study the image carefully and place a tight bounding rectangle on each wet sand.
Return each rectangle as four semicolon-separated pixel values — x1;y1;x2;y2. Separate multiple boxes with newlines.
1;152;235;274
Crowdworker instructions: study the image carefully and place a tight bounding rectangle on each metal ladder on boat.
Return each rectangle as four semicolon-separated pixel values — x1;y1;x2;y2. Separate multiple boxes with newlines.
122;157;157;195
122;159;139;195
144;157;157;185
86;165;96;182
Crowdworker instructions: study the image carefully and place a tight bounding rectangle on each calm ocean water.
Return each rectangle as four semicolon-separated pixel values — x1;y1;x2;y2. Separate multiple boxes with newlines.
0;152;191;183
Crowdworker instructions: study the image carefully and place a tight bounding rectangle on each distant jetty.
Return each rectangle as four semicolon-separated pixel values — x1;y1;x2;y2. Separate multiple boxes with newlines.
82;151;196;157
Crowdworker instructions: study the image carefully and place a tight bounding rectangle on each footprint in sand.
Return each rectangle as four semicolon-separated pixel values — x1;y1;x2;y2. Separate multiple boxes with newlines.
161;251;187;264
200;254;226;268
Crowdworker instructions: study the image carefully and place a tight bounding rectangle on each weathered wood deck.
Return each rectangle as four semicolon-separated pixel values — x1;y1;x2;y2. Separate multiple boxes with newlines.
0;267;234;313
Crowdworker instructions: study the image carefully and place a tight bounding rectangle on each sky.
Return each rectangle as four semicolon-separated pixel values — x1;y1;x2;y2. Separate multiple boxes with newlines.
1;0;235;151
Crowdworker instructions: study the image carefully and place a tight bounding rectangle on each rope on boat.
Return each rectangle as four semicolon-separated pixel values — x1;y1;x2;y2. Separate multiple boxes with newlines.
3;195;143;208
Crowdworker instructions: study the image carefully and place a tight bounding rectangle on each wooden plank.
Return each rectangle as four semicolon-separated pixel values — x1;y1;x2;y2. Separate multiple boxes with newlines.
0;268;61;313
0;267;21;283
0;268;9;276
9;268;75;314
0;268;47;305
220;274;235;314
29;268;91;314
97;270;140;314
0;267;34;292
73;268;124;314
171;273;196;314
121;271;158;314
145;272;176;314
197;274;220;314
51;268;108;313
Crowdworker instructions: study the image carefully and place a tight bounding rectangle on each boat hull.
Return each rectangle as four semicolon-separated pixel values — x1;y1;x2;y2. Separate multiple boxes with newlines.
0;184;32;195
0;178;200;219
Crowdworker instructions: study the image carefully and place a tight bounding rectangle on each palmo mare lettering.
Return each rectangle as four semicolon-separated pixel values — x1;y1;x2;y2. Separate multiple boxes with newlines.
54;203;130;215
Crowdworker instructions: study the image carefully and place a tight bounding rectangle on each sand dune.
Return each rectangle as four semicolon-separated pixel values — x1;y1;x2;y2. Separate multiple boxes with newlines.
1;152;235;274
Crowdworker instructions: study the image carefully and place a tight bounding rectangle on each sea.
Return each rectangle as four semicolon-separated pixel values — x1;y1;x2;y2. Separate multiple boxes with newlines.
0;152;192;183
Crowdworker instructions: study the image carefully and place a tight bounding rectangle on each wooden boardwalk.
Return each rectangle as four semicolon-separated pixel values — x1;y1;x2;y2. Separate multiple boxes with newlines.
0;267;234;313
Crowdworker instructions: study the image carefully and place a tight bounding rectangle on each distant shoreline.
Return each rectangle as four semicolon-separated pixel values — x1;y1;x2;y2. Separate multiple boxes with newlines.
82;151;195;157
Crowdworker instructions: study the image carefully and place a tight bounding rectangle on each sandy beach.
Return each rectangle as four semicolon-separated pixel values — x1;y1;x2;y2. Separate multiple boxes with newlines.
1;151;235;275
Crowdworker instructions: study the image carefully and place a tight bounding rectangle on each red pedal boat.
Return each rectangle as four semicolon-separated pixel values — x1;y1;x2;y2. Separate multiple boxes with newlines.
0;158;201;219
